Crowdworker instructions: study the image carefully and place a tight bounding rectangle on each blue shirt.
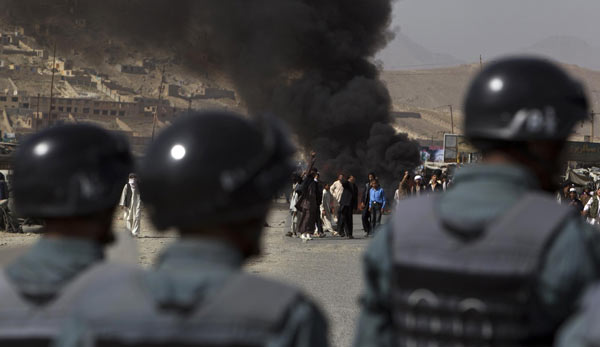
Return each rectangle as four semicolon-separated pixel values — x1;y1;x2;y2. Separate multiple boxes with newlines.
369;187;386;209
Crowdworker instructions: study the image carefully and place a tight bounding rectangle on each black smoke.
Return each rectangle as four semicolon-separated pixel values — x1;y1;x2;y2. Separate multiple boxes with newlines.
2;0;420;184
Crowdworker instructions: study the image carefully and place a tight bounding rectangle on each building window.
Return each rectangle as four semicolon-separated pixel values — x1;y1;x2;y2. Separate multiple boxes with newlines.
58;106;64;111
74;107;78;113
51;106;55;110
0;96;6;101
93;109;100;115
118;111;125;116
66;99;72;104
11;97;18;102
102;110;108;115
22;103;29;108
94;102;99;107
66;107;72;112
58;99;64;104
110;110;116;116
83;108;90;113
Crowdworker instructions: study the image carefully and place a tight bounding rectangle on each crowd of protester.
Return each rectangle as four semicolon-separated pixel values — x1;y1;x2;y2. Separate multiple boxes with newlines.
287;162;453;241
561;182;600;226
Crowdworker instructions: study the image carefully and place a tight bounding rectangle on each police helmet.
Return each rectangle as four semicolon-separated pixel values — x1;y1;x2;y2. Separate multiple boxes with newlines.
139;110;295;230
464;56;588;142
13;124;133;218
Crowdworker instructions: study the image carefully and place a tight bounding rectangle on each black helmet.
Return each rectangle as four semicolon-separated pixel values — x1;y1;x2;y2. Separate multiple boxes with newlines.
13;124;133;218
139;110;295;230
464;56;589;142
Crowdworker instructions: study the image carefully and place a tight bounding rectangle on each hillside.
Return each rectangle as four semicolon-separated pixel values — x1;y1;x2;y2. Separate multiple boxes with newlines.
382;63;600;142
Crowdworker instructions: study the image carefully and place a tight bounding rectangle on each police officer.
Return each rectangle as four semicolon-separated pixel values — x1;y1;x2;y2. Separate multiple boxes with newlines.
0;124;133;344
353;57;600;347
55;110;329;347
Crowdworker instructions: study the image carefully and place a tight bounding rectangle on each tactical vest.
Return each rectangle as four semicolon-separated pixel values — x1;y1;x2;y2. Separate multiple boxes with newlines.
391;192;572;347
59;263;301;347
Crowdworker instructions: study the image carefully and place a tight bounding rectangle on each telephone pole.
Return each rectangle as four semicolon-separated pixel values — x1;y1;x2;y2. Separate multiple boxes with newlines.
151;65;166;140
48;42;57;118
449;104;454;134
591;110;600;142
479;55;483;70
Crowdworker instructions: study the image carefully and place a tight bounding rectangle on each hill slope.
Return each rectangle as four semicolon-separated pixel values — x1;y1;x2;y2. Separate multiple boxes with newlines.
382;63;600;142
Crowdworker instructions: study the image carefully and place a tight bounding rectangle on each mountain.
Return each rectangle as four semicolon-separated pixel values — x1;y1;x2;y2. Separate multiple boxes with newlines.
381;63;600;142
376;32;464;70
517;36;600;71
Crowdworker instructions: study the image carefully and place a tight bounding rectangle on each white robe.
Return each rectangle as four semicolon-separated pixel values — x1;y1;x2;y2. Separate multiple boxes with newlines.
320;189;334;232
119;184;141;236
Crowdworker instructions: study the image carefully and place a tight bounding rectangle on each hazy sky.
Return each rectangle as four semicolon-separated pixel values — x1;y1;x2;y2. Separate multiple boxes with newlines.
392;0;600;63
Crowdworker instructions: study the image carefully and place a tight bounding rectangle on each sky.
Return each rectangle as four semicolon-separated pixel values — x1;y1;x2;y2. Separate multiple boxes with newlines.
391;0;600;63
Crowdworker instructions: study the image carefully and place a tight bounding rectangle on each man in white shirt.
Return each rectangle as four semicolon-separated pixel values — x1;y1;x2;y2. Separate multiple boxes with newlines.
583;188;600;225
330;173;344;218
320;183;335;234
119;173;142;237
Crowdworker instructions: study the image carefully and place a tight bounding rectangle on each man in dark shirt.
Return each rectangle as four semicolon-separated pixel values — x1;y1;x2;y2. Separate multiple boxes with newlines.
338;175;358;239
361;172;376;236
568;187;584;212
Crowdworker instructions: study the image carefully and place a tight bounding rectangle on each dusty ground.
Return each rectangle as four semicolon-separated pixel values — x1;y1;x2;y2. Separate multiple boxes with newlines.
0;201;390;347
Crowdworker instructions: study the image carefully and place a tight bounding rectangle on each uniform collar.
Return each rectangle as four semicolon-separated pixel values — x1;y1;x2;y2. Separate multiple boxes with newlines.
452;163;540;190
4;237;104;302
156;238;244;271
438;163;541;234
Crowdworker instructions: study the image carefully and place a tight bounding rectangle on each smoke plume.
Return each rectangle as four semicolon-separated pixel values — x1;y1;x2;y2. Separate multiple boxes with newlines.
1;0;420;184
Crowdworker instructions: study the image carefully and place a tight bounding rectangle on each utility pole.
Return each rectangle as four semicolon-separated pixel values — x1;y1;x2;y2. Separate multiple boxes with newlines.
48;42;57;118
449;104;454;134
591;110;600;142
479;55;483;70
591;91;600;142
151;65;166;140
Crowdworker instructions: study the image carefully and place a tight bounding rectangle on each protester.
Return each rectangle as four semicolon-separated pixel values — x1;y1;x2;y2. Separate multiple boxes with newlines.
581;187;592;206
567;187;584;212
296;154;319;242
441;174;451;191
320;183;335;234
337;175;357;239
287;174;303;237
428;173;443;193
119;173;142;237
368;179;386;231
330;173;344;216
313;173;325;238
361;172;376;236
393;171;410;205
584;187;600;225
411;175;426;196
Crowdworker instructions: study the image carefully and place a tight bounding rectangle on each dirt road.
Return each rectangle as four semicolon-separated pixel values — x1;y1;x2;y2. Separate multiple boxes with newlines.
0;202;390;347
